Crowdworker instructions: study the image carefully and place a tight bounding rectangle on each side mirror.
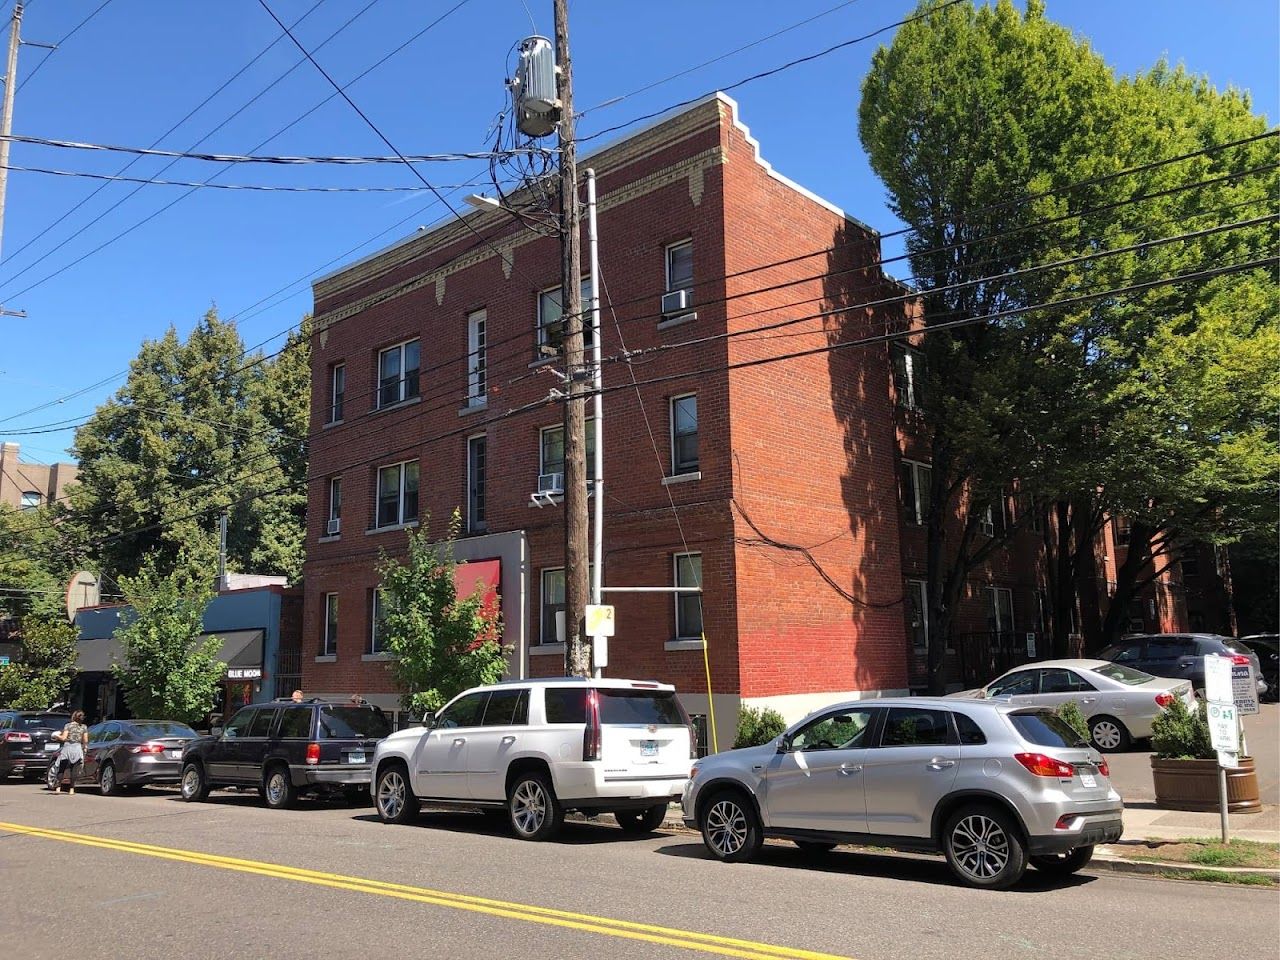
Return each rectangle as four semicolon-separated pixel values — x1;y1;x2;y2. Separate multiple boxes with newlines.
421;711;436;728
210;726;224;737
776;734;792;754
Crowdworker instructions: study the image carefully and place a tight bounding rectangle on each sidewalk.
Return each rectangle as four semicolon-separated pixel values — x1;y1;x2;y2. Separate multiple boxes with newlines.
1120;802;1280;844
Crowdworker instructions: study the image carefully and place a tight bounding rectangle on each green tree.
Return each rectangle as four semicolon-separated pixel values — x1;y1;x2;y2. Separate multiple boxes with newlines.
111;555;223;725
0;504;69;622
376;512;507;717
734;705;788;748
0;615;78;709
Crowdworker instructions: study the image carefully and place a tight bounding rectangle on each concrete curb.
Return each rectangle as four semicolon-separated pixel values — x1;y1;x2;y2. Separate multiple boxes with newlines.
1091;854;1279;883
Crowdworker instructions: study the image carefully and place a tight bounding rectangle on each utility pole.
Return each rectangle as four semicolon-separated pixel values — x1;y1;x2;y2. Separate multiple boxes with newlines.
555;0;590;676
0;1;21;265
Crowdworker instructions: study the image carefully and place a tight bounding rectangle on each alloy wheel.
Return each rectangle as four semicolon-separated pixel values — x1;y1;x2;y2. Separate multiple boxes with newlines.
181;766;200;799
1092;720;1122;750
100;765;114;795
950;814;1010;881
266;771;287;806
705;799;748;857
512;780;547;836
378;770;405;820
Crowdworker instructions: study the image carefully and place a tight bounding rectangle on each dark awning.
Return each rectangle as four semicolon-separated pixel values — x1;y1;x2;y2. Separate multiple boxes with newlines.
75;628;265;676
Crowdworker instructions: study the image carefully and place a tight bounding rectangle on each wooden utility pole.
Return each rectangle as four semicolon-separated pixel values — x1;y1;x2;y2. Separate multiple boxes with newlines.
554;0;590;676
0;1;23;265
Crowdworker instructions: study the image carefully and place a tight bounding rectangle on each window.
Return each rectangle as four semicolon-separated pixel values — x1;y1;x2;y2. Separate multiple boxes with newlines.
377;339;420;408
986;586;1014;635
328;477;341;529
666;240;694;296
1090;663;1154;685
892;344;924;409
1038;669;1095;694
328;363;345;422
597;690;688;725
539;420;596;481
906;579;930;651
375;460;418;528
789;708;875;752
1114;515;1132;547
899;460;932;525
980;491;1007;537
954;713;987;745
987;670;1037;697
545;688;587;724
277;707;312;739
222;709;255;740
467;310;486;406
1181;556;1200;580
540;568;565;644
674;552;703;640
467;435;486;533
436;692;488;729
322;593;338;657
369;589;387;653
537;279;593;355
318;706;390;739
19;490;40;511
247;709;276;738
1099;641;1142;664
670;394;698;474
880;707;952;747
1009;711;1086;748
481;689;528;727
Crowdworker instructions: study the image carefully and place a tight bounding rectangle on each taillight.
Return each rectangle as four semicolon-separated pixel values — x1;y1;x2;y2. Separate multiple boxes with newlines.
1154;691;1175;708
1097;758;1110;778
1230;654;1251;665
1014;752;1075;778
130;741;167;754
582;689;601;762
305;742;320;765
4;731;32;743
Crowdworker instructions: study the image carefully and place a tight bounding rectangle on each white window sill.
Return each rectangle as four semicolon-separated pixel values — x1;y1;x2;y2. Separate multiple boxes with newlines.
362;652;397;662
366;520;419;536
530;643;566;656
374;395;422;415
314;654;336;663
662;471;701;486
665;639;705;652
322;419;344;430
528;356;558;369
458;400;488;417
318;534;341;544
657;312;698;331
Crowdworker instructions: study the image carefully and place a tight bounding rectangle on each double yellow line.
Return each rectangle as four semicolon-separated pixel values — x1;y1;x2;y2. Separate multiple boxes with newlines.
1;821;852;960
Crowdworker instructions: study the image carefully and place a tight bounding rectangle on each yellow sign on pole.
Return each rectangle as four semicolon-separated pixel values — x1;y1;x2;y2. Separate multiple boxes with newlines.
585;604;615;637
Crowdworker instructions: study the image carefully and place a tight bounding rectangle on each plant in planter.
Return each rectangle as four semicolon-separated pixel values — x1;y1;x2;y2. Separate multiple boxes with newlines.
1149;697;1260;813
1055;701;1090;744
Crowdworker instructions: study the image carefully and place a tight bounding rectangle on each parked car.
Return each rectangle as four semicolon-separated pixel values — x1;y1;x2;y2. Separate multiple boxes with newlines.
47;719;199;795
1096;633;1268;699
0;710;71;781
950;658;1196;751
371;678;695;841
179;698;391;808
683;697;1122;890
1238;635;1279;702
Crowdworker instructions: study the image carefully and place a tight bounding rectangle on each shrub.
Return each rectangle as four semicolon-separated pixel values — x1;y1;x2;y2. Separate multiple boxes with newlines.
1151;696;1214;760
1056;701;1090;742
734;705;787;748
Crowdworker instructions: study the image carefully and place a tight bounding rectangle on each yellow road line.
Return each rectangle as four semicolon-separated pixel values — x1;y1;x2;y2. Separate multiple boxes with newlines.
1;821;852;960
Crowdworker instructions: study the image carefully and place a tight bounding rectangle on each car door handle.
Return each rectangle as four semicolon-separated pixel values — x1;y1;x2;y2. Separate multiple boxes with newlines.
1081;697;1097;704
927;757;956;771
751;764;764;772
500;736;516;745
838;764;862;776
453;738;466;746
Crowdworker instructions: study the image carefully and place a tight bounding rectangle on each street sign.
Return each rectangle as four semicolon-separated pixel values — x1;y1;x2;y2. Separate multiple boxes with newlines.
1204;655;1233;704
585;604;615;638
1231;662;1259;715
1025;632;1036;658
1207;701;1239;753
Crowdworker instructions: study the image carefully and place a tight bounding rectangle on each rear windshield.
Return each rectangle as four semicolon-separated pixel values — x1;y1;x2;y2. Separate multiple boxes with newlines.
317;706;391;740
543;688;687;725
1219;638;1253;656
1009;711;1088;748
128;722;197;739
16;714;70;730
1090;663;1155;686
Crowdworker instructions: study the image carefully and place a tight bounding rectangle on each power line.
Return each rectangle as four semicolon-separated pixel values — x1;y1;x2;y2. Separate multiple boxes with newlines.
14;0;114;94
0;163;488;192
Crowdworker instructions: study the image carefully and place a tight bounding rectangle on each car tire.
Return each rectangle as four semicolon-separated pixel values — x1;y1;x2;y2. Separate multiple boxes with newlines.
263;764;297;810
1031;845;1094;876
99;762;121;797
374;762;419;825
942;804;1028;890
793;840;838;855
615;803;668;834
700;789;763;863
179;762;210;802
46;763;59;791
1089;716;1131;752
507;771;564;842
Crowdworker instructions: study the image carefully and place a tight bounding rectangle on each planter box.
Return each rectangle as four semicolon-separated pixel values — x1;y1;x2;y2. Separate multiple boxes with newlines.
1150;756;1262;814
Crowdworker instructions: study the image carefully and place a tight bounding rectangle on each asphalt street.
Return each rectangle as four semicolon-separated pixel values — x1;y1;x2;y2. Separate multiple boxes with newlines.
2;783;1276;960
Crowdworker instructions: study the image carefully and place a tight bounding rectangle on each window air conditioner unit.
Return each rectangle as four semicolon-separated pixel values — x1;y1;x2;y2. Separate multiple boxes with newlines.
537;472;564;495
326;518;341;536
661;289;692;316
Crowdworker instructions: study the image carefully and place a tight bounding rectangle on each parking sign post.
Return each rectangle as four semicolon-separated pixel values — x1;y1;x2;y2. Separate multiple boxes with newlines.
1205;656;1240;843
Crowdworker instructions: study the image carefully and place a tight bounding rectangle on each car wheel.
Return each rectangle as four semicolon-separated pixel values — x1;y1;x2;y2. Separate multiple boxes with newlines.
179;762;210;802
45;763;59;791
507;771;564;841
1089;716;1130;752
99;762;121;797
700;790;763;863
262;765;297;809
615;803;668;834
1031;845;1094;876
793;840;838;855
942;804;1027;890
375;763;419;825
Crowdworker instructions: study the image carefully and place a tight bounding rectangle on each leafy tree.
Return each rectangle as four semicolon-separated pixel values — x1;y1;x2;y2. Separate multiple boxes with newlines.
376;512;507;717
0;504;70;622
0;615;78;709
734;705;787;748
111;555;223;725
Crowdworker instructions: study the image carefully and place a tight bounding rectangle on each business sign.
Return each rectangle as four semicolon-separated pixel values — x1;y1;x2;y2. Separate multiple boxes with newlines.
1231;662;1260;715
226;666;262;680
0;655;9;667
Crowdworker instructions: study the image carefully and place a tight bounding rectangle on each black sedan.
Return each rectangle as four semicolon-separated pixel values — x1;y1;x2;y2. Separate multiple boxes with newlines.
51;719;200;795
0;711;71;780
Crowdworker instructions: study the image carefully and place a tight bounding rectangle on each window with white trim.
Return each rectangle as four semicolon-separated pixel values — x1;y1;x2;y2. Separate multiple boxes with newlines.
1114;515;1132;547
369;589;387;653
19;490;40;511
986;587;1014;636
537;280;593;355
892;344;924;409
899;460;932;525
539;420;596;481
980;491;1007;537
674;553;703;640
322;593;338;656
906;579;929;651
375;460;418;528
467;435;486;533
539;568;565;645
666;240;694;297
377;339;420;408
670;394;698;475
327;477;341;529
466;310;486;406
328;363;345;422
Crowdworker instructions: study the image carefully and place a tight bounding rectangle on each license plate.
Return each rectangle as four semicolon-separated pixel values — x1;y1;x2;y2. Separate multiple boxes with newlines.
640;741;657;758
44;742;59;752
347;751;366;764
165;749;181;759
1079;772;1097;788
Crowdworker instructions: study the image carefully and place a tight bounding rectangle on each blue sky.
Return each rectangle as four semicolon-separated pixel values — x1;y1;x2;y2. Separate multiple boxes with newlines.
1;0;1275;461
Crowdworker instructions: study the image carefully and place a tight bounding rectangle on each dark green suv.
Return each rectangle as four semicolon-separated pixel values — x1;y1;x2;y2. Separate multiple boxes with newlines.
178;699;391;808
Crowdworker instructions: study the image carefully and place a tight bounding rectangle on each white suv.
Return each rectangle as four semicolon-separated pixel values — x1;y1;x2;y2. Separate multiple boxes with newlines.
371;678;695;841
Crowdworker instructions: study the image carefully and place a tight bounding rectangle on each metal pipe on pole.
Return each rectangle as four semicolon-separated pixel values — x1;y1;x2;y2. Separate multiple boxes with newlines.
586;167;605;679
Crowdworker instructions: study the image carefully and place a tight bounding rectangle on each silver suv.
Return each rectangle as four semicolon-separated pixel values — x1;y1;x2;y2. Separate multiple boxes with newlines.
682;697;1122;889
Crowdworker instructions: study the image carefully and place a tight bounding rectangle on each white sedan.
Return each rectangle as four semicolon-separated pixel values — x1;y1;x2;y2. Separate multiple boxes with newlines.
952;658;1196;751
